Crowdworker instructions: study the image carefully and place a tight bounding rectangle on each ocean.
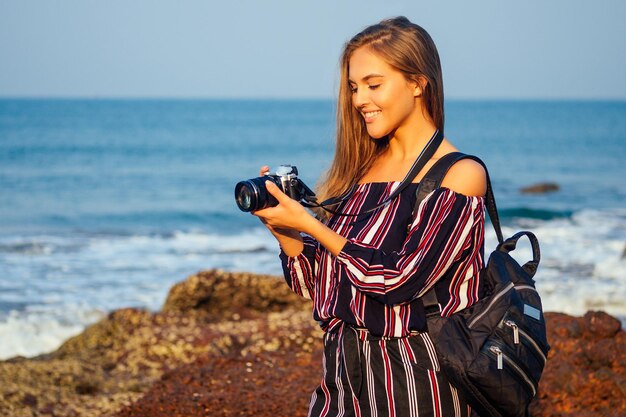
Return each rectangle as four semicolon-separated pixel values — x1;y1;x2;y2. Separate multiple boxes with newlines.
1;99;625;360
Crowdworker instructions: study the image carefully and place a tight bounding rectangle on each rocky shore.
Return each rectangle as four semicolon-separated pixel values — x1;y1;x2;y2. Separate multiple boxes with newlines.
1;270;625;416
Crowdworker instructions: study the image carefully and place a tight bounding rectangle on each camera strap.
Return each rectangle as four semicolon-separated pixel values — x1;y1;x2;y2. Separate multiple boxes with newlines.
303;129;444;217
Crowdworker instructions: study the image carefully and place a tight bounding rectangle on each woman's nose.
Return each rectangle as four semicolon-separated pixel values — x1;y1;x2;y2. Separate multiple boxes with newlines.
352;87;369;108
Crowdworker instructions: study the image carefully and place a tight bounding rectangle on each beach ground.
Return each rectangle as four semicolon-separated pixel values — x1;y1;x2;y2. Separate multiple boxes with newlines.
1;270;624;416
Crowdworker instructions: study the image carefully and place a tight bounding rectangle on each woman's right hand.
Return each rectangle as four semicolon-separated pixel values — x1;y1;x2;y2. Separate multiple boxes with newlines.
256;165;279;234
255;166;304;256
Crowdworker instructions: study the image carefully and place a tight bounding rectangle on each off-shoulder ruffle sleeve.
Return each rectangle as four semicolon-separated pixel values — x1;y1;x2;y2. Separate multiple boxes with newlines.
279;234;318;300
335;187;485;305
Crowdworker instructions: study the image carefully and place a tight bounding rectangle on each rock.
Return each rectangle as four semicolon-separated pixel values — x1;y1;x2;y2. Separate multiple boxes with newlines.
116;347;323;417
582;338;616;369
614;332;626;368
583;311;621;338
120;309;626;417
74;379;100;395
162;269;308;318
529;312;626;416
54;307;152;363
0;270;314;417
546;312;583;339
21;394;37;407
3;270;625;417
520;182;560;194
0;357;117;417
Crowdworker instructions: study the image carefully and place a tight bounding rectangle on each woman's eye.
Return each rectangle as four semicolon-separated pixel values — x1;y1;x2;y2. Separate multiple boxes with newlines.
368;84;381;90
350;86;357;93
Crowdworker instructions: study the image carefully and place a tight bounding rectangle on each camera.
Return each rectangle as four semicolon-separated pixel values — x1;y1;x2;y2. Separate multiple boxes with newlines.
235;165;316;212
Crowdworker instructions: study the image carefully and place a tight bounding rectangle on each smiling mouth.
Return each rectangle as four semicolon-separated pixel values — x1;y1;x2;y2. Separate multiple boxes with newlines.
362;110;381;122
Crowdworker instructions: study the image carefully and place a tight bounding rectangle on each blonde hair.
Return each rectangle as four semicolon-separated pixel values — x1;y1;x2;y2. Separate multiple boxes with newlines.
315;16;445;220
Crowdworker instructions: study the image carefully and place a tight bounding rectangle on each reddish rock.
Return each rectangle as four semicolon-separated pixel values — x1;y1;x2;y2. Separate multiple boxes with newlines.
116;347;324;417
529;312;626;416
583;311;621;338
582;338;616;369
548;312;583;339
2;270;625;417
118;310;626;417
21;393;37;407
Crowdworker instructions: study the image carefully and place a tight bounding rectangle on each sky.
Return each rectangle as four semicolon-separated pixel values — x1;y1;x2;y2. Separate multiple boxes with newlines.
1;0;625;100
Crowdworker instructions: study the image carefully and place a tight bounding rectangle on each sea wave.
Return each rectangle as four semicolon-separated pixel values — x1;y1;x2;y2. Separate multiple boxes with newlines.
0;307;105;360
491;207;626;318
1;207;625;360
0;227;284;359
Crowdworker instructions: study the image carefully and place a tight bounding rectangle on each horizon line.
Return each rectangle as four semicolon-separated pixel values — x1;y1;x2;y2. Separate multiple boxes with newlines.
1;95;626;103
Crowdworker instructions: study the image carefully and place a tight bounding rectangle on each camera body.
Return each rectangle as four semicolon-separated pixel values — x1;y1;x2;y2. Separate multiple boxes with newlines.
235;165;315;212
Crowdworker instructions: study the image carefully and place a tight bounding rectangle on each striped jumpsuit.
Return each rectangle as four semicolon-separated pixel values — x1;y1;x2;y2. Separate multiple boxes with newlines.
280;182;486;417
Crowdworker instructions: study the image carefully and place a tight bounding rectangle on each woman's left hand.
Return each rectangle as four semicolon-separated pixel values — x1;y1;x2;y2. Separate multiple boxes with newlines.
252;180;313;232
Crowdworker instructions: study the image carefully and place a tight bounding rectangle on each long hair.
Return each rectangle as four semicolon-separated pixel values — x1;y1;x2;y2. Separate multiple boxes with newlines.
315;16;444;220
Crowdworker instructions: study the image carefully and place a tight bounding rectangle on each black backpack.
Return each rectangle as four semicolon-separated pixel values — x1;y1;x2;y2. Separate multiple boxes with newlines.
415;152;550;417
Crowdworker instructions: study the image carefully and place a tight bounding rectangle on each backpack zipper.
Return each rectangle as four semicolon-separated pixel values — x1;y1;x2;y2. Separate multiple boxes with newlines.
518;326;548;365
504;320;520;344
515;284;538;293
488;345;537;396
504;319;548;365
468;282;515;328
491;345;504;369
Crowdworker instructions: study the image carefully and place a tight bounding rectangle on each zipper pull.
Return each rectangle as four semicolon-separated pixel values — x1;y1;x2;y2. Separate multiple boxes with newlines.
490;346;503;369
505;320;520;344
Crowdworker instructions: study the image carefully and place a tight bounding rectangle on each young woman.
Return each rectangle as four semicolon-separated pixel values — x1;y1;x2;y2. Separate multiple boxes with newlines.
253;16;487;417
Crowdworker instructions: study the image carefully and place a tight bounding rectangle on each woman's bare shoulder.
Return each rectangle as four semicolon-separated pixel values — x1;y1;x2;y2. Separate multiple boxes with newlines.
440;158;487;197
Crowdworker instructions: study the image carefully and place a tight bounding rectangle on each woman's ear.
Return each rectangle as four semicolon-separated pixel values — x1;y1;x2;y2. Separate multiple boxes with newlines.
411;76;428;97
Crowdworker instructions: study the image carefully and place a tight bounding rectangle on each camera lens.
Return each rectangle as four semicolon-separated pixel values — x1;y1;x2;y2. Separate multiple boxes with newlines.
235;176;281;212
235;181;258;212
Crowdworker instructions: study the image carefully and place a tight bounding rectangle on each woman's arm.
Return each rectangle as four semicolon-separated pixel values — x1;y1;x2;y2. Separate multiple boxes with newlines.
255;158;486;256
254;160;486;305
254;181;347;299
253;180;347;256
260;220;304;257
336;187;485;305
335;160;487;305
253;165;342;256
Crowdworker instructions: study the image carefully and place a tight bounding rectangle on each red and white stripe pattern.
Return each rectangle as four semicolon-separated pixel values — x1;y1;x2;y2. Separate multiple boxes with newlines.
281;235;318;300
281;182;485;338
307;327;471;417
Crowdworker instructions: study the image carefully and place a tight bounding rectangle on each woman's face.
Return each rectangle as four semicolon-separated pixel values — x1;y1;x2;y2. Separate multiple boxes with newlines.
348;46;420;139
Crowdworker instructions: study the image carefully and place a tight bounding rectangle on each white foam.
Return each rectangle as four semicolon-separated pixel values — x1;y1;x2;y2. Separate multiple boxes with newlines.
486;208;626;319
2;210;625;360
0;227;284;359
0;307;105;360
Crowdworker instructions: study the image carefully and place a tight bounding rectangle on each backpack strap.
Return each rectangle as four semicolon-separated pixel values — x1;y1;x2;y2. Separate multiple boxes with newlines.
414;152;503;243
416;152;503;315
